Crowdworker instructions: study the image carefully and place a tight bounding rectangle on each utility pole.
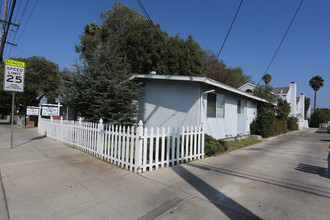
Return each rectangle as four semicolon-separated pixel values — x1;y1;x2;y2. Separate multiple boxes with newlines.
0;0;18;62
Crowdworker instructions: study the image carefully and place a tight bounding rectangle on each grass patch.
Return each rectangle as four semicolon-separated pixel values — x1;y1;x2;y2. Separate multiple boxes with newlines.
226;139;262;151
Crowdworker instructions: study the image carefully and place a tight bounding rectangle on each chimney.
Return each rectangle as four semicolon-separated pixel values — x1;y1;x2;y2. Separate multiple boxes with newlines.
289;82;297;117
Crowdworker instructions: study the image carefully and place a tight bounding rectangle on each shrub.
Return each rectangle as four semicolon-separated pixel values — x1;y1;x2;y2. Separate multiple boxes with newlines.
287;117;298;131
309;108;330;128
273;119;288;136
250;107;275;138
204;134;228;156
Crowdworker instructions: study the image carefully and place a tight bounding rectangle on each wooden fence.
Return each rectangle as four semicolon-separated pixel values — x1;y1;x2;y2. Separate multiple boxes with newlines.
38;117;204;173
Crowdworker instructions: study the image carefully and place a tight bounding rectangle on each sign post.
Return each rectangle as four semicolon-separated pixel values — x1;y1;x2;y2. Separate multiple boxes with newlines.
3;59;25;148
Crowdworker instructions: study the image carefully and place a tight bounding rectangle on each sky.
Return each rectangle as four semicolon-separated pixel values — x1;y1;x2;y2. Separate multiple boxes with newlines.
2;0;329;108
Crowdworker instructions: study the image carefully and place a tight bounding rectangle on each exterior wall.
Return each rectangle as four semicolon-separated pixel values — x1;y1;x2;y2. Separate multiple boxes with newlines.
297;94;305;120
288;83;297;117
138;80;200;129
200;87;258;139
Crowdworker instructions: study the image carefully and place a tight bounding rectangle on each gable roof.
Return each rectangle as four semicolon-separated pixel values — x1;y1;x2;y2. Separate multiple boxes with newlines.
238;82;258;90
272;87;290;95
132;74;267;103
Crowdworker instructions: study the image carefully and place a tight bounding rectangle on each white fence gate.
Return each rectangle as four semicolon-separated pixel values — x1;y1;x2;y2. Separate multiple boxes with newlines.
38;117;204;173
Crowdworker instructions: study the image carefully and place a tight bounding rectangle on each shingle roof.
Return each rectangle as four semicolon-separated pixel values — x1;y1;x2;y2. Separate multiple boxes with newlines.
272;87;290;94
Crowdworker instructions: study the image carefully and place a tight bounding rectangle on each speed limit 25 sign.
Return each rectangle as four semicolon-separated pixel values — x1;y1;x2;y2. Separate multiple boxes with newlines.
3;59;25;92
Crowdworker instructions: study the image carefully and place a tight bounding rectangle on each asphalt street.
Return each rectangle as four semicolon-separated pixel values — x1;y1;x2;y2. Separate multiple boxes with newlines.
0;123;329;220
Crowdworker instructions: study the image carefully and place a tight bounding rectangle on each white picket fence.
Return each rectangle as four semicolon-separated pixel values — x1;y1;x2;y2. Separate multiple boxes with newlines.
38;117;204;173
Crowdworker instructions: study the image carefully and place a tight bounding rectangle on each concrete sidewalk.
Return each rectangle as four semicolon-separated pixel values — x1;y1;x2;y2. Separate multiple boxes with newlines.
0;124;251;220
0;124;329;219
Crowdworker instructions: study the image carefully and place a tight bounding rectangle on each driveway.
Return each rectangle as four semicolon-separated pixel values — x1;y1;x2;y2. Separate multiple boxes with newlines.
0;124;329;219
142;128;330;220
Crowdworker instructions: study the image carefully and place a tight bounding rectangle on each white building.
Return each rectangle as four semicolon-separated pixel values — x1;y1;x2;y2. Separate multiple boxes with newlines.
239;82;309;128
133;74;266;139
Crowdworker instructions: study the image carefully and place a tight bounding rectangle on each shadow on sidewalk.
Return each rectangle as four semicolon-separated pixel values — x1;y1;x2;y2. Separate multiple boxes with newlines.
185;162;330;199
171;165;261;219
13;135;46;148
295;152;330;179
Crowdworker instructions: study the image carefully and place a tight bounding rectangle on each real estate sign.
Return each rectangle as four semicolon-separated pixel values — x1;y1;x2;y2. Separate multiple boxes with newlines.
27;107;39;116
42;106;58;116
3;59;25;92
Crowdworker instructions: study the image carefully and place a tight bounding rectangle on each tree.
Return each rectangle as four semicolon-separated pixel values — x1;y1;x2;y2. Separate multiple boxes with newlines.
309;75;324;111
68;43;139;125
304;97;310;120
0;56;61;115
309;108;330;127
275;98;291;120
253;85;277;104
75;2;205;76
262;73;272;85
204;50;251;88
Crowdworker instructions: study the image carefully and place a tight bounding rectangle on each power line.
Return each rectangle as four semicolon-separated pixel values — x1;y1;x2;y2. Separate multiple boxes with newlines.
257;0;303;85
0;0;17;61
11;0;38;57
136;0;174;57
207;0;244;75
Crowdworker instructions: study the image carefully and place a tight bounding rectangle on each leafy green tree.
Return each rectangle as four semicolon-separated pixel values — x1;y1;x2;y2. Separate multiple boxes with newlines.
309;75;324;111
262;73;272;85
309;108;330;127
204;50;251;88
75;2;205;76
304;97;310;120
0;56;61;115
275;98;291;120
253;85;277;104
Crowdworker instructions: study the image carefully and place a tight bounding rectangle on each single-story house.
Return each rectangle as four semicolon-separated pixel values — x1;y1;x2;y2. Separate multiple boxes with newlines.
132;73;267;139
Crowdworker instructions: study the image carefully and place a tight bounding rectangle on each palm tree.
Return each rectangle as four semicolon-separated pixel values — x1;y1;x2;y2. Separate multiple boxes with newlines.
262;73;272;85
309;75;324;111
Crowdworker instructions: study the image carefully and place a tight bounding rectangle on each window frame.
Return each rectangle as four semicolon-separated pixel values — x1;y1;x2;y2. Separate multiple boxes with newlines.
206;93;225;118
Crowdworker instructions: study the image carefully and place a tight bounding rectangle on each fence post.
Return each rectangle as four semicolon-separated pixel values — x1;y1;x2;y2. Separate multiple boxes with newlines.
135;120;143;173
50;116;53;138
60;116;63;141
201;122;205;159
97;119;104;158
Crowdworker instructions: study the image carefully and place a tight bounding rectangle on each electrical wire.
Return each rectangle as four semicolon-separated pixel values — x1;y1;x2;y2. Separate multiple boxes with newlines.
0;0;16;61
207;0;244;75
257;0;303;85
11;0;38;57
136;0;174;57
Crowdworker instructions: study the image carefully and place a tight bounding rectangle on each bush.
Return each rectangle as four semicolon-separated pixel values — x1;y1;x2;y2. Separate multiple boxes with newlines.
204;134;228;156
309;108;330;128
287;117;298;131
273;119;288;136
250;108;275;138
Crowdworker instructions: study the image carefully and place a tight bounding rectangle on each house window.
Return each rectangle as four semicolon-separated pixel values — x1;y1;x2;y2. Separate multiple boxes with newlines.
207;93;225;118
246;89;253;93
237;99;245;114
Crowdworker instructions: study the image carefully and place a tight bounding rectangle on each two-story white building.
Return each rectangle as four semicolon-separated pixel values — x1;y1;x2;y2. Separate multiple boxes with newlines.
239;82;310;128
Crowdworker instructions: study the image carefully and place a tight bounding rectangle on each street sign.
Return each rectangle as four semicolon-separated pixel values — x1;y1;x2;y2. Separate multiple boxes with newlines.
3;59;25;92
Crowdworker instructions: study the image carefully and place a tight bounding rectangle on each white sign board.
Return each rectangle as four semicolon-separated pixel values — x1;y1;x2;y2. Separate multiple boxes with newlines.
27;107;39;116
3;59;25;92
42;107;58;116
